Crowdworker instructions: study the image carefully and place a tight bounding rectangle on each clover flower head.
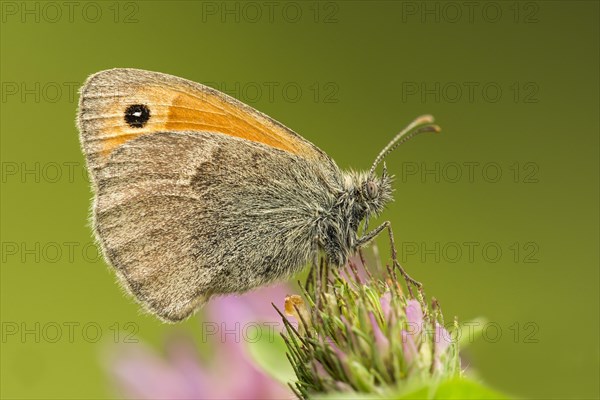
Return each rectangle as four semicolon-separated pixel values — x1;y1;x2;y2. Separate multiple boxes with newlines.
277;256;460;398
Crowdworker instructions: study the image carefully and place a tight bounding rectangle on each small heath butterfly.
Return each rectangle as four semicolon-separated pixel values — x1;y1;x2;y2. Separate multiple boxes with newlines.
77;69;439;322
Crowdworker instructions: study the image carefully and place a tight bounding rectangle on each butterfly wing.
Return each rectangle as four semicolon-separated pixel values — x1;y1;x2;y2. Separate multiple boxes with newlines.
78;68;332;178
77;69;340;322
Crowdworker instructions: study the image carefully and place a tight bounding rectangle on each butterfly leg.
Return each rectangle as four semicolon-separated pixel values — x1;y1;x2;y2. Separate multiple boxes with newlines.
357;221;423;290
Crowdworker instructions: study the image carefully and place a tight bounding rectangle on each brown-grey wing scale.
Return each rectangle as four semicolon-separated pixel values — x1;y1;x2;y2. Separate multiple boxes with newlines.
92;131;341;322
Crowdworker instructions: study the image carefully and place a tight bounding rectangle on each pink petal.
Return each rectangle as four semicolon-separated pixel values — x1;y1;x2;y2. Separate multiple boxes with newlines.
401;330;419;365
205;283;289;336
368;312;389;354
402;300;424;367
108;342;207;399
405;300;423;335
379;292;392;321
433;322;452;371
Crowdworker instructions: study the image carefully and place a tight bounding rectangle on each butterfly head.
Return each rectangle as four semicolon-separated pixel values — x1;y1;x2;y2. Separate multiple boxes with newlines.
338;168;393;237
357;165;393;219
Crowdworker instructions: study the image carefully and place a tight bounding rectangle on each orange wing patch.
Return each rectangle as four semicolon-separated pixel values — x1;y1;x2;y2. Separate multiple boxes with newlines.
78;69;315;163
166;93;300;153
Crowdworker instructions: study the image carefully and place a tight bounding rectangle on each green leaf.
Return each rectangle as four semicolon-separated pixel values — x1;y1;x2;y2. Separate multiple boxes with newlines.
313;378;509;400
400;378;509;399
245;326;296;385
432;378;509;399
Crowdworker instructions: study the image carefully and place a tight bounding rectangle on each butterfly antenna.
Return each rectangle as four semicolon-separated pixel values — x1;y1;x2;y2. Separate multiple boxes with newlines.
369;115;441;176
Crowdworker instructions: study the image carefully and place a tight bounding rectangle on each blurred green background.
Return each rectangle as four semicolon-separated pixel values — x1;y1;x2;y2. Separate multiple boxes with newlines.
1;1;598;399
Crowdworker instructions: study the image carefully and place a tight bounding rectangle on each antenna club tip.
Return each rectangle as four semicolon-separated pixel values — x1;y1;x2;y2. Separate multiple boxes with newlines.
416;124;442;134
416;114;435;124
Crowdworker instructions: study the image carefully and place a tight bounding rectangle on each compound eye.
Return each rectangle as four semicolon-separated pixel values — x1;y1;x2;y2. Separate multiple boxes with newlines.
365;181;378;199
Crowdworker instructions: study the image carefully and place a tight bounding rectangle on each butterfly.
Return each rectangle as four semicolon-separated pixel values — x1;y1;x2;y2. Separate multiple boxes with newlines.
77;68;439;322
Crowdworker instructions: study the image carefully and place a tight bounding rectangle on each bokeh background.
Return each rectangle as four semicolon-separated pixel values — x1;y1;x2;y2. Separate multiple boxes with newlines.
1;1;598;399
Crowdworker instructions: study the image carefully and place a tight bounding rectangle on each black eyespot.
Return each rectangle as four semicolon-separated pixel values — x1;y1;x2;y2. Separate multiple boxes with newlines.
124;104;150;128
